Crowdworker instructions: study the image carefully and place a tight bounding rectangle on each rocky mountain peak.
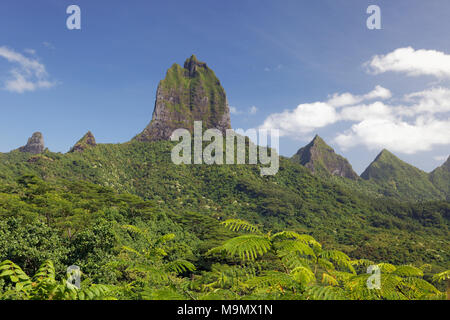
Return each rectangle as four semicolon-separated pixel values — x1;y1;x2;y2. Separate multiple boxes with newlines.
291;135;359;180
69;131;97;153
135;55;231;141
183;54;207;77
18;132;45;154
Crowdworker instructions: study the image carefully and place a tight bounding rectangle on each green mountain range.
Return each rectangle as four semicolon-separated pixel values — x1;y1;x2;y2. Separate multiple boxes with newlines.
0;56;449;300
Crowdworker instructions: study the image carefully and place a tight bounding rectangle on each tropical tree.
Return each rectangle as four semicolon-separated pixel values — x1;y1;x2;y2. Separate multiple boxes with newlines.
0;259;112;300
206;219;447;300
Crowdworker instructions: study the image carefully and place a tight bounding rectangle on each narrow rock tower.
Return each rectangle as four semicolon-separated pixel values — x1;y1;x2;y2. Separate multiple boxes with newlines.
18;132;45;154
135;55;231;141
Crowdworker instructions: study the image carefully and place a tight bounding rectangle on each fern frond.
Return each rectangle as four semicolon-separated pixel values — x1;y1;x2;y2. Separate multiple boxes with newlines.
165;259;196;274
141;287;186;300
122;224;145;235
221;219;260;233
155;233;176;245
350;259;374;267
246;271;296;289
431;270;450;283
321;273;338;286
400;277;442;299
393;265;423;277
0;260;32;294
317;258;335;271
377;262;396;273
270;232;321;247
290;266;315;285
220;234;271;261
304;285;347;300
319;250;355;274
121;245;141;256
77;284;111;300
281;254;312;270
275;240;316;259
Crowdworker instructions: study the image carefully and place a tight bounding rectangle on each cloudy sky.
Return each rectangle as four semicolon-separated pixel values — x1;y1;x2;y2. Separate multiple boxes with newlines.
0;0;449;173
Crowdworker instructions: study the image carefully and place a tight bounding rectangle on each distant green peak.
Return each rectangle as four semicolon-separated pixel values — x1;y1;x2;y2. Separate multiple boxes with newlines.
311;134;325;144
375;149;396;161
291;135;359;180
310;135;333;150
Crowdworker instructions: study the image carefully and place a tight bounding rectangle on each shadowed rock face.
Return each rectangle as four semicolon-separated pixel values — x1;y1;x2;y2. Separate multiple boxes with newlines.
69;131;97;153
291;135;359;180
19;132;45;154
135;55;231;141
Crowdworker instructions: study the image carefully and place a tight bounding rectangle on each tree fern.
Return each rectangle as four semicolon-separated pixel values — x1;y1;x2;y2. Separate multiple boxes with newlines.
218;234;271;261
221;219;260;233
304;285;347;300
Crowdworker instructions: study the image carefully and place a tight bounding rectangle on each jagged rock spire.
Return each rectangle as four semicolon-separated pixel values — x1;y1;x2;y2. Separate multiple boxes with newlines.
135;55;231;141
18;132;45;154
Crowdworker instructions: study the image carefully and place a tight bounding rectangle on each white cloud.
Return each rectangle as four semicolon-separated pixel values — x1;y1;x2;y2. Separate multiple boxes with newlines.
24;48;36;55
0;46;56;93
259;86;388;136
249;106;258;114
258;84;450;154
335;117;450;154
402;87;450;115
328;85;391;107
339;101;394;122
42;42;55;50
260;102;338;137
263;64;282;72
231;105;259;116
229;106;242;115
365;47;450;78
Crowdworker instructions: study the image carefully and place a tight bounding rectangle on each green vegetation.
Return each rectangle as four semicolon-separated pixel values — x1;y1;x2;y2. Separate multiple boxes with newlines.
360;149;445;201
0;136;448;300
430;156;450;198
1;218;448;300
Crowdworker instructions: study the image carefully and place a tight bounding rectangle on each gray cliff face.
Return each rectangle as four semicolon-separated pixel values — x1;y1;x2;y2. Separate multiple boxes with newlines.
135;55;232;141
19;132;45;154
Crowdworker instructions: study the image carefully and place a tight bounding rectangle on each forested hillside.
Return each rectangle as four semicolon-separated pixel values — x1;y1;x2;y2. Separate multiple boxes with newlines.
0;55;448;300
0;138;448;300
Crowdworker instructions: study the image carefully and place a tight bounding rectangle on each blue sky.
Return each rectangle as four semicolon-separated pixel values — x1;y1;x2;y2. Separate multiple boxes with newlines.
0;0;449;173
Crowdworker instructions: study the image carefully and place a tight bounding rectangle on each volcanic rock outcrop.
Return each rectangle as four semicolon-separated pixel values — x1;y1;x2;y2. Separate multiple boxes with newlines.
18;132;45;154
